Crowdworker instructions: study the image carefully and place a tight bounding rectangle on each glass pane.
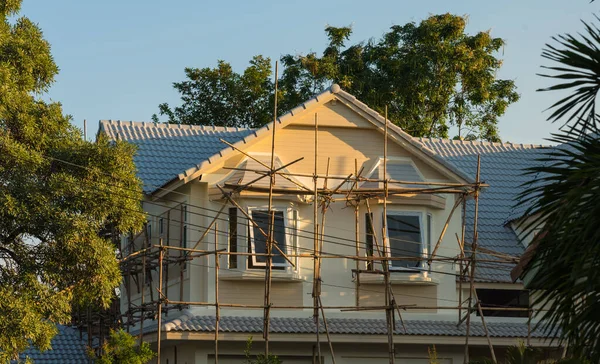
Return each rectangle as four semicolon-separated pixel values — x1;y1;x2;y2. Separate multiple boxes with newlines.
387;214;422;269
252;210;286;264
365;213;374;270
228;208;238;269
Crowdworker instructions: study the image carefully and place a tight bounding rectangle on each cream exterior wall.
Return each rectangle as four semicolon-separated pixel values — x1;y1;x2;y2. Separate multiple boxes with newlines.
123;98;539;362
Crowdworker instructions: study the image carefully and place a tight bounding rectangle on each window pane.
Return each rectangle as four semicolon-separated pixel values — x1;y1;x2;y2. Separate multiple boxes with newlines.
229;208;237;269
365;213;374;270
252;210;286;265
476;289;530;318
387;214;422;269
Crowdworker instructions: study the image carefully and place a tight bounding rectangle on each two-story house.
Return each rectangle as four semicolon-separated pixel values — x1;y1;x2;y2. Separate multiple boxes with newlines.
99;85;558;364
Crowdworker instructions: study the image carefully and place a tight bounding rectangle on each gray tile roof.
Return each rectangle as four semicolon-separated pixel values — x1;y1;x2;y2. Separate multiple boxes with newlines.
17;325;88;363
99;120;255;193
152;313;548;338
420;139;549;282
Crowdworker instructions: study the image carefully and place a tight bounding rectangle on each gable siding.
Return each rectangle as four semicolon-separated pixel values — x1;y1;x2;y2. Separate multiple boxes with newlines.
246;125;448;181
289;100;374;129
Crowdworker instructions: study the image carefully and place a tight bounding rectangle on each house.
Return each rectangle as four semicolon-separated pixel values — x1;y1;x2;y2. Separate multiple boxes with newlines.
99;85;559;364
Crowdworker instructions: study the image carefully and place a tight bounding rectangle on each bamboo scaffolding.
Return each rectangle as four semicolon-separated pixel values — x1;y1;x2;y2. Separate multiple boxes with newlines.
215;223;220;364
312;112;322;364
108;86;529;364
157;237;164;364
263;61;279;356
464;155;481;364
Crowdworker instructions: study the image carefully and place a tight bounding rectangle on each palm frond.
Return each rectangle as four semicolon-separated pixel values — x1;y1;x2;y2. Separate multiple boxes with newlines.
517;131;600;361
538;16;600;135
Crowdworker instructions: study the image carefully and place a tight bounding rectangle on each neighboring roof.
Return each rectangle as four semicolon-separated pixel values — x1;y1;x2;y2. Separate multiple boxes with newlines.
100;85;474;195
99;120;255;193
145;313;548;339
17;325;88;363
420;138;549;282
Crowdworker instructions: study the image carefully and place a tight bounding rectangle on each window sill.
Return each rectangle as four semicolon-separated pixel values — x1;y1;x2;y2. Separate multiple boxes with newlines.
219;269;303;282
358;272;439;285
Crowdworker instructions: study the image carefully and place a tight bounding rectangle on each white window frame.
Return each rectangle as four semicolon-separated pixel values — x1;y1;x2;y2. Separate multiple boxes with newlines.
248;207;294;268
384;211;426;272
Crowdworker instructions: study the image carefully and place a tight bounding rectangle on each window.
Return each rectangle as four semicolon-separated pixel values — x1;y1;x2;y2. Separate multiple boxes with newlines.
476;289;530;318
159;218;164;236
365;213;375;270
248;209;288;268
146;222;152;247
386;213;423;270
228;207;238;269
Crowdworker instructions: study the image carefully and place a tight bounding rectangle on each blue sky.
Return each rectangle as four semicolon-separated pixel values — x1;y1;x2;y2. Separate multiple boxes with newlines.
23;0;596;144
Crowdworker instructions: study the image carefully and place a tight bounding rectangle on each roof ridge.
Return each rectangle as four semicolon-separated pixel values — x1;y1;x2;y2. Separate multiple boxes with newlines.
99;119;254;132
418;137;551;149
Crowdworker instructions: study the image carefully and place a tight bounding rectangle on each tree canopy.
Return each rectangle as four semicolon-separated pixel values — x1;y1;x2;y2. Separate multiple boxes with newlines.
92;329;155;364
0;0;144;360
155;14;519;141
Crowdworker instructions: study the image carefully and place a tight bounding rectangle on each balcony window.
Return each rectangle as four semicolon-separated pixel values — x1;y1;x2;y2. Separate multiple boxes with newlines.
386;213;424;270
248;209;289;268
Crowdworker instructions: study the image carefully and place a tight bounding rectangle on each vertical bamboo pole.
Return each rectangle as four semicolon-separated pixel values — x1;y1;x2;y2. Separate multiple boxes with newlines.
215;224;220;364
318;296;337;364
180;205;185;307
458;196;467;322
464;155;481;364
474;290;497;363
263;61;278;356
157;237;164;364
140;239;146;345
313;112;322;364
83;119;87;141
354;159;360;307
383;106;395;364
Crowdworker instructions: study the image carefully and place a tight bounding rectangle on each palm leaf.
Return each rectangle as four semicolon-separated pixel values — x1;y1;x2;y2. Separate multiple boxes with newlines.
538;16;600;134
517;131;600;361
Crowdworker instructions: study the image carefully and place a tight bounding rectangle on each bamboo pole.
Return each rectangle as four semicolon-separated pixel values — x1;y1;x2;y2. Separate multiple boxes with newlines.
180;205;185;307
157;237;164;364
464;155;481;364
313;112;322;364
383;106;395;364
354;160;360;306
458;195;467;323
428;195;464;265
270;171;486;187
318;296;337;364
474;289;497;363
190;204;227;251
162;299;542;312
140;227;147;345
215;225;220;364
263;60;278;357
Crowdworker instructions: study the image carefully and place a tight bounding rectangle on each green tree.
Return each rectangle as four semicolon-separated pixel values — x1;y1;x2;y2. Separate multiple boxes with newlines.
243;337;282;364
157;14;519;141
517;15;600;363
154;55;276;128
0;0;144;361
280;14;519;141
91;329;155;364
